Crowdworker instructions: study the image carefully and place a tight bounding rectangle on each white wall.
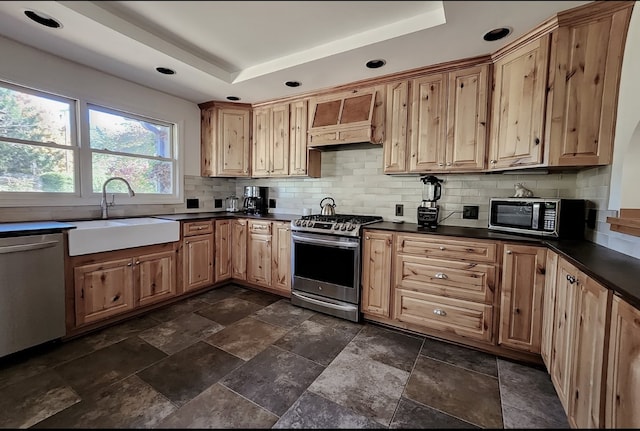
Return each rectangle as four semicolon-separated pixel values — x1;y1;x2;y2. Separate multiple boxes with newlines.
0;35;202;176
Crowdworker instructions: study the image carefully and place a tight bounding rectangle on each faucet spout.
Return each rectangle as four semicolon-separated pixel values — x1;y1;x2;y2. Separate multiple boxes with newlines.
100;177;136;219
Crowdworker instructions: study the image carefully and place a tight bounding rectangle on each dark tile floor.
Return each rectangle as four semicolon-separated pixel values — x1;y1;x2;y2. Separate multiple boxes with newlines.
0;284;570;429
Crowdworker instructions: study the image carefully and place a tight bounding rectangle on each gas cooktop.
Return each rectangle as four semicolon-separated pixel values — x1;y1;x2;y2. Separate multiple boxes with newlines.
291;214;384;237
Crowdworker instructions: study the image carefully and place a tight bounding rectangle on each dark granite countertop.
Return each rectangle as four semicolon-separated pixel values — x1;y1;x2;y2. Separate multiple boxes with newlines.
152;212;299;222
366;221;640;310
0;221;76;238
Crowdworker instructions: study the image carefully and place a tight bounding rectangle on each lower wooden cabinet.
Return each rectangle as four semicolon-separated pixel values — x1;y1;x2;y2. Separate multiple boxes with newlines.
541;250;559;369
498;244;546;353
271;221;291;294
605;296;640;428
361;230;393;318
247;220;272;287
231;218;247;280
72;245;176;327
182;221;214;292
215;219;232;282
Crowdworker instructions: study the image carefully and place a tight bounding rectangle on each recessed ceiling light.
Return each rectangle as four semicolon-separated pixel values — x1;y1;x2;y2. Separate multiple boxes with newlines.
285;81;301;88
24;10;62;29
366;59;386;69
156;67;175;75
226;96;240;101
483;27;512;42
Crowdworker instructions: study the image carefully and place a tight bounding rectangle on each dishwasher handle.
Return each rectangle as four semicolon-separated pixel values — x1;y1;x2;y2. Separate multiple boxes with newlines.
0;240;60;255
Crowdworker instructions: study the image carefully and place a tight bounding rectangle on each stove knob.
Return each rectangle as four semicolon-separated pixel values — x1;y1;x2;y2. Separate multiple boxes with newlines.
308;221;314;228
341;223;348;231
347;224;356;231
294;220;301;226
334;223;342;230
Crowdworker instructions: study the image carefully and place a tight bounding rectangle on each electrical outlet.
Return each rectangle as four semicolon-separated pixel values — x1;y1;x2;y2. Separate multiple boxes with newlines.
186;198;199;209
395;204;404;217
463;205;479;219
214;199;223;208
269;198;276;208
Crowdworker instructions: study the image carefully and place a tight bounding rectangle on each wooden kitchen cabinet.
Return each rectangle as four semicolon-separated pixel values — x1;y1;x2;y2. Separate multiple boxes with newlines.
489;35;549;170
605;295;640;428
252;103;289;176
361;230;393;318
231;218;248;280
541;249;559;369
182;220;214;292
247;220;272;287
408;64;488;173
200;102;251;177
73;246;176;326
271;221;291;294
498;244;546;353
289;99;321;177
546;3;632;166
215;219;232;282
383;80;410;173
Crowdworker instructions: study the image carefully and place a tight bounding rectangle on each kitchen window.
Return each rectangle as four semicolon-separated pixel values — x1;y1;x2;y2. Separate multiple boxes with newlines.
0;80;180;205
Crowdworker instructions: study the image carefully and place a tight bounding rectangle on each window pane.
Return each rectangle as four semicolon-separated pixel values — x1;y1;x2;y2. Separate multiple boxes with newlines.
0;141;75;192
92;153;172;194
0;87;72;146
89;108;171;157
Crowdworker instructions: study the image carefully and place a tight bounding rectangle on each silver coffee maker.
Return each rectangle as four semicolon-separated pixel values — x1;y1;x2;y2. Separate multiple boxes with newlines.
243;186;269;215
417;175;443;228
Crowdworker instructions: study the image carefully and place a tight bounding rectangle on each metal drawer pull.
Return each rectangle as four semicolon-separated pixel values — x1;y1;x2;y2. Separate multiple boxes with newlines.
566;274;576;284
506;250;512;254
433;309;447;316
439;246;445;250
434;272;448;279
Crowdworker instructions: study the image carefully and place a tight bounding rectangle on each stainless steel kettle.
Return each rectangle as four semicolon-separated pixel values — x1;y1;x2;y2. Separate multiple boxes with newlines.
320;197;336;215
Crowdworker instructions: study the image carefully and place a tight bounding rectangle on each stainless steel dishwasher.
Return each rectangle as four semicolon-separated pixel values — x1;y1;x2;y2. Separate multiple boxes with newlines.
0;233;65;358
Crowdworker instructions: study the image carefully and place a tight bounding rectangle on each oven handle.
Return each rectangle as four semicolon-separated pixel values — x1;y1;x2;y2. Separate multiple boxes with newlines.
291;291;357;312
291;233;359;249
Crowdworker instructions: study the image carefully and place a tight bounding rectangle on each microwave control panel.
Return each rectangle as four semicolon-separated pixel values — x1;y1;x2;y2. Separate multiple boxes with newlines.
543;203;557;231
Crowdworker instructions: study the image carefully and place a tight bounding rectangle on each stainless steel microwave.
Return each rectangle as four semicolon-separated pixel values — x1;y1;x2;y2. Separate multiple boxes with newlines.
489;198;586;239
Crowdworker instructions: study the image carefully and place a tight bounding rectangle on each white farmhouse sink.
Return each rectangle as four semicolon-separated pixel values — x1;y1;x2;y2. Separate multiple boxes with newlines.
67;217;180;256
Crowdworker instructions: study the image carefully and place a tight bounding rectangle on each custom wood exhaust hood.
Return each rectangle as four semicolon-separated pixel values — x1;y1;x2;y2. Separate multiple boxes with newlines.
307;87;385;148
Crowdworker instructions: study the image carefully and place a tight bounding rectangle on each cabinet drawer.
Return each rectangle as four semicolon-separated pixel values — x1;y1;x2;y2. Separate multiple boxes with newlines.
249;220;272;234
397;234;497;263
183;221;213;237
394;289;493;342
395;255;496;304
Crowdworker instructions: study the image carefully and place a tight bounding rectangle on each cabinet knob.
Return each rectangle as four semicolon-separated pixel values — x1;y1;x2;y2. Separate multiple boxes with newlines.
197;226;203;230
127;262;132;266
433;308;447;317
439;246;445;250
365;236;370;240
534;138;540;145
185;241;190;244
434;272;448;279
506;250;512;254
135;260;140;265
446;162;451;166
566;274;576;284
490;160;497;164
438;163;444;167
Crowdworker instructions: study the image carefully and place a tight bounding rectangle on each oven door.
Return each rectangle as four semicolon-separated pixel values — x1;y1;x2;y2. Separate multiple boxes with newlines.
291;231;360;305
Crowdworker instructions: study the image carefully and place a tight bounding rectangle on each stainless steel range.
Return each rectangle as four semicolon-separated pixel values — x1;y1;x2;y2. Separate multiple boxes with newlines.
290;214;383;322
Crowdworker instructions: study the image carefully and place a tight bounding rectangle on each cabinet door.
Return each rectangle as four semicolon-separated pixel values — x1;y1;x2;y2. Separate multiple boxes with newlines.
361;231;393;318
215;220;232;282
446;65;488;171
271;221;291;293
183;233;214;292
547;5;632;166
252;107;271;176
489;35;549;170
409;73;447;172
74;258;135;325
231;219;247;280
137;250;176;307
605;296;640;428
498;244;546;353
384;81;409;173
270;104;290;176
218;107;251;176
569;276;611;428
550;257;579;412
541;250;559;369
248;233;271;287
289;99;309;175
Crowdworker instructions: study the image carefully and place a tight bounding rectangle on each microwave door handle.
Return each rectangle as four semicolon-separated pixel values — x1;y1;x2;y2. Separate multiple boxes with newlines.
532;203;540;230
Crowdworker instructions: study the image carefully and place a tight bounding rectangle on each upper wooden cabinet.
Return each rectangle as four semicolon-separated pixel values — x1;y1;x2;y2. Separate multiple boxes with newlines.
308;87;385;148
385;64;489;174
546;3;633;166
201;103;252;177
252;103;290;177
489;35;549;170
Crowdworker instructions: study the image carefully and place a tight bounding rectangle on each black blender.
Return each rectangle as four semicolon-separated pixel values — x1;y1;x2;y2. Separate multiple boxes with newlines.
417;175;443;228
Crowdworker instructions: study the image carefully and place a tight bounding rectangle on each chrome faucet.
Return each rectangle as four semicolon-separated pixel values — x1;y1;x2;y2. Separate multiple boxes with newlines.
100;177;135;219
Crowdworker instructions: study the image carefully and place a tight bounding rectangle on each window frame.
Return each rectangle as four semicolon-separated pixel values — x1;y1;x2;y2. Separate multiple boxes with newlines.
0;81;183;207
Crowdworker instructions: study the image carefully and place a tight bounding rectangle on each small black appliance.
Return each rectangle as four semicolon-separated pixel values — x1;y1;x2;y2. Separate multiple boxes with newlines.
243;185;269;215
417;175;443;228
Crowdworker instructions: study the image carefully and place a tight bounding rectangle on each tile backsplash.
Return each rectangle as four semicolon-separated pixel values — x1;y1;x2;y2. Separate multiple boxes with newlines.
237;147;578;228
